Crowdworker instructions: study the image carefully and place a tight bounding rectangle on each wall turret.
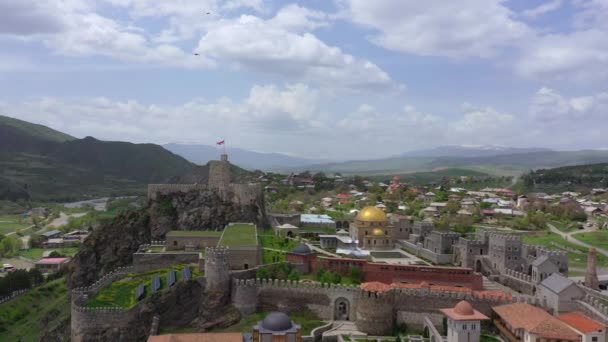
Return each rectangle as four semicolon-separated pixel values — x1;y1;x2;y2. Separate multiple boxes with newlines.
205;247;230;294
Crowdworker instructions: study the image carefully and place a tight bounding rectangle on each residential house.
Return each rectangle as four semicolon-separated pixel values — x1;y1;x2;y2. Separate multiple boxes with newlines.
493;302;579;342
537;273;586;314
559;312;606;342
35;257;71;274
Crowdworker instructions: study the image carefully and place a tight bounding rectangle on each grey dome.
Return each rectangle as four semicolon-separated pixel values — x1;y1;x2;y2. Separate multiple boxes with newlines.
261;312;293;331
291;243;312;255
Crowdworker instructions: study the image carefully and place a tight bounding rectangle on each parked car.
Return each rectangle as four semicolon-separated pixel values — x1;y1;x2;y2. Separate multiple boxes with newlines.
2;264;16;272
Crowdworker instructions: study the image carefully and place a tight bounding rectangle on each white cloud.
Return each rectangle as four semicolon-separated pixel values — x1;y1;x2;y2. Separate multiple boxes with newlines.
529;87;608;122
515;1;608;82
522;0;562;18
195;5;395;91
340;0;530;58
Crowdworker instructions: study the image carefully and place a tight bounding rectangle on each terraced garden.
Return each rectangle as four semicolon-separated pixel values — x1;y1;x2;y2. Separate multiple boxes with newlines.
86;265;203;309
259;234;299;264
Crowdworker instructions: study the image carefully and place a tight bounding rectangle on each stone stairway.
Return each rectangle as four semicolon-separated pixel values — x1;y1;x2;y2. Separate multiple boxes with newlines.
483;276;517;294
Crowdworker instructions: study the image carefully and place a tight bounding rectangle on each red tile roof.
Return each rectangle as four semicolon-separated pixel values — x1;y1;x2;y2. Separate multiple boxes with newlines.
493;303;579;340
559;312;605;333
440;300;489;321
35;257;70;264
360;281;391;292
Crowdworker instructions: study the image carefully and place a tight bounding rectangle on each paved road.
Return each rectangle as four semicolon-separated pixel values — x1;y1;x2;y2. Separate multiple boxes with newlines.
547;223;608;257
46;212;86;228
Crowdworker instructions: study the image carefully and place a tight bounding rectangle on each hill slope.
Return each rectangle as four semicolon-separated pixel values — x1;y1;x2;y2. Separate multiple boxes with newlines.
0;114;74;143
521;163;608;192
0;116;198;201
302;150;608;177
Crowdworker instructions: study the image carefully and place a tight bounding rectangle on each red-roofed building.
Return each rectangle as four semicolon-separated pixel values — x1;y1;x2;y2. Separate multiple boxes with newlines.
440;300;489;342
493;303;579;342
559;312;606;342
35;257;70;273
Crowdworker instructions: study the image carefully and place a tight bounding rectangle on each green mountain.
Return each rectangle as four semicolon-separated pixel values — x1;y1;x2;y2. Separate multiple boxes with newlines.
0;114;75;143
0;115;198;201
521;163;608;193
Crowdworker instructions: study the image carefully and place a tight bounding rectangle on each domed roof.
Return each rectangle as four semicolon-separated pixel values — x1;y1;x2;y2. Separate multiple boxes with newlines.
261;312;293;331
356;206;388;222
453;300;475;316
291;244;312;255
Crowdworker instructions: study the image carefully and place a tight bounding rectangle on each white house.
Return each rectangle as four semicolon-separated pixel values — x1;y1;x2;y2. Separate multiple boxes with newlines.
559;312;606;342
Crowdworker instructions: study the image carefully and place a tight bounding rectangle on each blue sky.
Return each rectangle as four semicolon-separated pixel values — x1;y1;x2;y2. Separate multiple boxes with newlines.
0;0;607;159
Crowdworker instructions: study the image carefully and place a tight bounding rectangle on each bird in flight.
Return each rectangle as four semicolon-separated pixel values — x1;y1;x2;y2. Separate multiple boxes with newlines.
193;53;200;56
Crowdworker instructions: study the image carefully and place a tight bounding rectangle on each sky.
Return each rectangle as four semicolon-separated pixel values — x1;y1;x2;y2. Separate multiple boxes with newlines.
0;0;607;160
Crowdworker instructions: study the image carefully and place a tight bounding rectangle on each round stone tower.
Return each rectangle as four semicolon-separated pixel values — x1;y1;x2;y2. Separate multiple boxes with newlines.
355;289;394;335
205;247;230;295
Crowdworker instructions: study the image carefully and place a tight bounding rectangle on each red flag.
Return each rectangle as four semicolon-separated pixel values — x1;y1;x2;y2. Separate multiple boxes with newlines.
216;140;225;145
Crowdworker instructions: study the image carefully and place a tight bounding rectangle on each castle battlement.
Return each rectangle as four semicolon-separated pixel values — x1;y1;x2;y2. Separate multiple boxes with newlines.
457;238;487;247
534;246;567;258
205;247;229;264
72;266;134;298
504;268;532;283
488;233;521;242
147;184;209;200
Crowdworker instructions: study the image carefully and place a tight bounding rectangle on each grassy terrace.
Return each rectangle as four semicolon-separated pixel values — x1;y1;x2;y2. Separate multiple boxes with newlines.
523;232;608;269
215;310;325;336
86;265;203;309
18;247;79;260
219;223;257;247
166;230;222;236
0;278;69;341
573;231;608;251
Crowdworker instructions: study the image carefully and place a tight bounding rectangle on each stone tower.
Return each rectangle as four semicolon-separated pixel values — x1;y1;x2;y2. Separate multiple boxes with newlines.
205;247;230;294
585;248;600;290
208;153;231;196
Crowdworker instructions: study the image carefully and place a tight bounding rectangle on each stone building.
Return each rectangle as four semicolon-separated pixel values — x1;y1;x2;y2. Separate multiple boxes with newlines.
424;231;461;255
349;206;408;250
439;300;489;342
166;231;221;250
252;312;302;342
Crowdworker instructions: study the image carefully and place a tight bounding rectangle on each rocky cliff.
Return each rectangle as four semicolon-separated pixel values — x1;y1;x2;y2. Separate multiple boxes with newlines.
67;188;266;289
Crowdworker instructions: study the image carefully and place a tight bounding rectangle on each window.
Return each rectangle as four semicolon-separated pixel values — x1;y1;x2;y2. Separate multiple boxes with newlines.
592;337;598;342
173;240;177;246
463;324;467;330
385;231;388;235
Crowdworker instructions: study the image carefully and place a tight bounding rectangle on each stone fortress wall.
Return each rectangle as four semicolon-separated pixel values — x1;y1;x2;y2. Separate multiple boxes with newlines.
147;154;263;207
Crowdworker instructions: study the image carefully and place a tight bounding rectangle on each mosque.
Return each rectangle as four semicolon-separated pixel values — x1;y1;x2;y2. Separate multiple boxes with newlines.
349;206;408;250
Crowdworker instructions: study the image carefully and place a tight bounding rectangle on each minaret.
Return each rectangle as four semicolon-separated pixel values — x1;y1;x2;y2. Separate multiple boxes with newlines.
585;248;600;290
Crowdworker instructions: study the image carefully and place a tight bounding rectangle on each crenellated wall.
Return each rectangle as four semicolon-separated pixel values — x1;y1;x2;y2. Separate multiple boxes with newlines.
148;184;210;200
498;269;536;295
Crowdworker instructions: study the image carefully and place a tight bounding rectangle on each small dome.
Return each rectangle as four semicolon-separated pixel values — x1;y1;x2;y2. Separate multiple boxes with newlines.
356;206;388;222
261;312;293;331
291;244;312;255
453;300;475;316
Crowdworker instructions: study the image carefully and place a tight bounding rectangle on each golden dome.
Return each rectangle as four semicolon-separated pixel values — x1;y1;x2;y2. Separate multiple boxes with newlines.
356;206;388;222
372;228;384;236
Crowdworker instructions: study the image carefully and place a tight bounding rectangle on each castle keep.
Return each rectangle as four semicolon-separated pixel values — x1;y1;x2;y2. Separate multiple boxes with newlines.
147;153;263;207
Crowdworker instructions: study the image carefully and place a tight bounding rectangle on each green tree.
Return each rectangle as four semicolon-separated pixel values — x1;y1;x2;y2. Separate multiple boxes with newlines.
28;268;44;286
349;267;363;284
256;267;270;279
287;270;300;281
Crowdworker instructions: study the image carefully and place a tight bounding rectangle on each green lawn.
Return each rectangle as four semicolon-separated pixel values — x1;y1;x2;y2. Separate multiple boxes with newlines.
261;249;287;264
219;223;257;247
0;278;69;341
523;232;608;269
215;310;325;335
167;230;222;237
0;215;30;235
550;220;579;232
87;265;203;308
18;247;79;260
259;235;299;251
573;231;608;251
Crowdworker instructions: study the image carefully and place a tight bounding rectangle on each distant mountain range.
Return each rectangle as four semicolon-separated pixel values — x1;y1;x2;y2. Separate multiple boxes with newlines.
163;143;323;171
399;145;552;158
297;149;608;177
